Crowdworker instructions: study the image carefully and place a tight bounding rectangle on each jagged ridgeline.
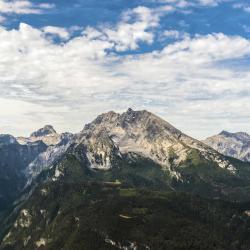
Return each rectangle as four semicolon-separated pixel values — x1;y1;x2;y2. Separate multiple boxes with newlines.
0;126;74;223
203;131;250;162
1;109;250;249
0;135;47;217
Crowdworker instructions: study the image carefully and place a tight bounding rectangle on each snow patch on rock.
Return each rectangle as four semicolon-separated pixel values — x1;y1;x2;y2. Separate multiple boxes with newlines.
36;238;46;247
14;209;32;228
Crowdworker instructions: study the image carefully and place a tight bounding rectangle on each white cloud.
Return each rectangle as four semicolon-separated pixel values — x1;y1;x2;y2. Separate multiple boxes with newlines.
0;0;54;15
113;33;250;137
0;98;64;136
0;14;5;23
38;3;55;9
97;6;160;51
197;0;220;6
233;3;250;13
153;0;224;7
161;30;189;40
42;26;71;40
243;25;250;33
0;6;250;138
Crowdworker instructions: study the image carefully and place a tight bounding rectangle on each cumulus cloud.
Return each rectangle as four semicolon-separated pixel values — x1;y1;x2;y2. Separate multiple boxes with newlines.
233;3;250;13
197;0;221;6
42;26;71;40
0;0;55;15
1;19;250;138
153;0;226;8
161;30;189;40
85;6;161;51
0;3;250;138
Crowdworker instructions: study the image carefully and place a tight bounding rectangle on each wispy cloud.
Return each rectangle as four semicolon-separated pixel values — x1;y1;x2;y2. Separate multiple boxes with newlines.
233;3;250;13
160;29;190;40
0;0;55;15
82;6;162;52
42;26;71;40
152;0;228;8
0;2;250;138
1;16;250;138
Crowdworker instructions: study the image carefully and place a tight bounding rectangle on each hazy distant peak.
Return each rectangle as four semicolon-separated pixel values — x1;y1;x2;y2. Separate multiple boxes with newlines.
204;131;250;162
219;130;231;136
30;125;57;138
0;134;17;145
218;131;250;140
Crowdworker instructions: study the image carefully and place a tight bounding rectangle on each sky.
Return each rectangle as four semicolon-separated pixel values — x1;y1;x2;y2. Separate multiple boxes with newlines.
0;0;250;139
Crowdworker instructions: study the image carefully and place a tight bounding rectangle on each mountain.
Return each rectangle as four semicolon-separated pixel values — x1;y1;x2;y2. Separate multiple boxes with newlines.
0;126;73;222
0;135;17;145
15;125;74;186
25;132;74;186
0;136;47;218
203;131;250;162
2;109;250;249
65;108;250;201
17;125;61;146
30;125;57;137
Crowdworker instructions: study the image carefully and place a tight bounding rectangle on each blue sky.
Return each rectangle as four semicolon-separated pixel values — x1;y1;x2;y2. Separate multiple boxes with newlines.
0;0;250;138
5;1;250;48
5;1;250;39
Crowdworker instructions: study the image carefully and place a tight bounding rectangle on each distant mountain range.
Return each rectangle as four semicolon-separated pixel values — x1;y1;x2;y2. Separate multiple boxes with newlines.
0;126;73;220
1;109;250;249
17;124;62;146
203;131;250;162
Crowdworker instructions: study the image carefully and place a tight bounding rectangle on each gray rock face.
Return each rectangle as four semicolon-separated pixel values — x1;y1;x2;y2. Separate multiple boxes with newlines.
0;127;74;213
76;108;234;174
17;125;61;146
203;131;250;162
0;135;17;145
30;125;56;137
25;132;75;185
0;137;48;212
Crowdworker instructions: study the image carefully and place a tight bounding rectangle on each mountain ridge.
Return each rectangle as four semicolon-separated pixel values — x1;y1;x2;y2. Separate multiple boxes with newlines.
204;130;250;162
78;109;236;174
15;108;250;202
0;126;74;221
30;125;57;138
2;109;250;249
17;125;61;146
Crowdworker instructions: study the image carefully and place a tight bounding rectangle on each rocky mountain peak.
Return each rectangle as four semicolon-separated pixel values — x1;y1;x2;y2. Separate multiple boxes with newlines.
0;134;17;145
30;125;57;138
17;125;60;146
85;109;180;136
121;108;149;124
78;109;221;171
233;132;250;141
219;131;250;140
219;130;231;137
204;131;250;162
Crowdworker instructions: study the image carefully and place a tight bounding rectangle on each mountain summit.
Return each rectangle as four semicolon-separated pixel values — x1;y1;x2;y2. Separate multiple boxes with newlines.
41;108;249;202
79;108;233;173
30;125;57;137
204;131;250;162
0;134;17;145
17;125;61;146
